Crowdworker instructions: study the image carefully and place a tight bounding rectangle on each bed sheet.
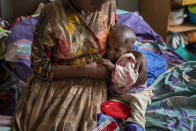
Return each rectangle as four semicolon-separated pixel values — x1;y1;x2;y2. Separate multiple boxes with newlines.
146;61;196;131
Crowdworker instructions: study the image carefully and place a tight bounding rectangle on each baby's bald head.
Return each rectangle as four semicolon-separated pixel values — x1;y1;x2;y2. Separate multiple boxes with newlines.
106;24;136;62
110;24;136;48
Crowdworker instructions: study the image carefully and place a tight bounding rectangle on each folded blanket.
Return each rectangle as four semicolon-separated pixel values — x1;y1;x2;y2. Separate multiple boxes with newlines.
4;17;38;81
0;63;26;116
0;27;11;60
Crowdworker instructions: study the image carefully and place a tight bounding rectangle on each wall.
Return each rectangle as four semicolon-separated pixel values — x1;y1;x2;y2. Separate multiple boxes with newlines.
117;0;140;11
1;0;48;21
1;0;140;21
1;0;13;20
12;0;48;19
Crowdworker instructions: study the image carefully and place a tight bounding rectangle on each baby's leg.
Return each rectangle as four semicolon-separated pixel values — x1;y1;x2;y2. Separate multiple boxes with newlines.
120;88;153;129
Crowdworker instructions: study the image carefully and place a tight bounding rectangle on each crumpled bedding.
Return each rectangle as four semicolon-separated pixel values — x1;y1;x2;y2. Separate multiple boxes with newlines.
4;17;38;82
133;45;167;87
146;61;196;131
118;12;162;42
0;62;25;116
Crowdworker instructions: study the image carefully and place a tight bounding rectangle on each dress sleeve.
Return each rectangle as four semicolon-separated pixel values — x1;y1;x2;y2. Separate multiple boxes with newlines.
31;12;56;80
111;0;118;26
107;0;117;27
112;53;139;89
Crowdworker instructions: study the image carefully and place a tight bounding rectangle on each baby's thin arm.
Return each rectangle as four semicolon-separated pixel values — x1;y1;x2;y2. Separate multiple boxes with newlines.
127;50;147;86
101;59;115;72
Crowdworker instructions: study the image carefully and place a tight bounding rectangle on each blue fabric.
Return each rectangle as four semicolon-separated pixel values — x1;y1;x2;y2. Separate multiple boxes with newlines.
97;113;117;126
117;9;130;15
125;123;144;131
133;45;167;87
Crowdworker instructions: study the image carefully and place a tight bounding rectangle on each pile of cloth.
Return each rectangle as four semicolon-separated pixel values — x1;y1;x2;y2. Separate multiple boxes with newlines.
0;63;25;116
0;20;10;60
168;31;196;61
0;3;45;116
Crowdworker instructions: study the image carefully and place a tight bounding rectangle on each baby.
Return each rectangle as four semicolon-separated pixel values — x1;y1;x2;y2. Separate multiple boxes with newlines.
102;24;153;131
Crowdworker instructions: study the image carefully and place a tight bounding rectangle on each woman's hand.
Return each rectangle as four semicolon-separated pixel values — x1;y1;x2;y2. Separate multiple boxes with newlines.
127;50;147;86
86;62;111;79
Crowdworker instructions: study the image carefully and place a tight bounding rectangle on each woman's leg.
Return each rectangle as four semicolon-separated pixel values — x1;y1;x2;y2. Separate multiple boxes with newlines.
12;77;107;131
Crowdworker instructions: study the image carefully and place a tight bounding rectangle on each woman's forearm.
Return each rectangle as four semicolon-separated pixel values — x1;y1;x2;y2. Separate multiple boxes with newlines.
53;63;110;80
53;64;88;80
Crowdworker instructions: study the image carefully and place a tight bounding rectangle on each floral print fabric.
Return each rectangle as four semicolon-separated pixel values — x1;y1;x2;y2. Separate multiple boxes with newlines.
31;0;117;79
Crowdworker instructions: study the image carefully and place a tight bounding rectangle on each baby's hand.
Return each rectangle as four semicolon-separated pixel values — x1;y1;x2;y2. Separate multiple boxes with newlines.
101;59;115;72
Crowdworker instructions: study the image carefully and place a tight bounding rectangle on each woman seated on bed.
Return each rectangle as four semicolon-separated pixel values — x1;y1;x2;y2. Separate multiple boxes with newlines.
12;0;147;130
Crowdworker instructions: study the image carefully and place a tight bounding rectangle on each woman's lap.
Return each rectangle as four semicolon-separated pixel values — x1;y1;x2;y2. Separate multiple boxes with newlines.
12;77;107;131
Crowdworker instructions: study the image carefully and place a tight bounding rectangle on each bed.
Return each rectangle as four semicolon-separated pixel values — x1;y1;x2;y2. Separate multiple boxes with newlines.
1;0;196;131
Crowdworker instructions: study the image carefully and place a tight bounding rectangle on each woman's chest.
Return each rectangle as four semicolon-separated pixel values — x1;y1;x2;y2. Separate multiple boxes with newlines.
51;12;110;60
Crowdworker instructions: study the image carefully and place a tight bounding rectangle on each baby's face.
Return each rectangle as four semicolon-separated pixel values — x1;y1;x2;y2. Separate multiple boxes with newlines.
106;32;133;62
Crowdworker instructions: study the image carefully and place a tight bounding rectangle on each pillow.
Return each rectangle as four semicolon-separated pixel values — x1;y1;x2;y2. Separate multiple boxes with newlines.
4;17;38;81
118;12;162;41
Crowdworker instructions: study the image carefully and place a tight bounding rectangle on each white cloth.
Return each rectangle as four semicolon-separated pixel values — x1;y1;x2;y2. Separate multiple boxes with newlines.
112;53;138;94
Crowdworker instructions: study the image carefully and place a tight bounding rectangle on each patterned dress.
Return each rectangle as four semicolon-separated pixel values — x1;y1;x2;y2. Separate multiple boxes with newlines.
12;0;117;131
